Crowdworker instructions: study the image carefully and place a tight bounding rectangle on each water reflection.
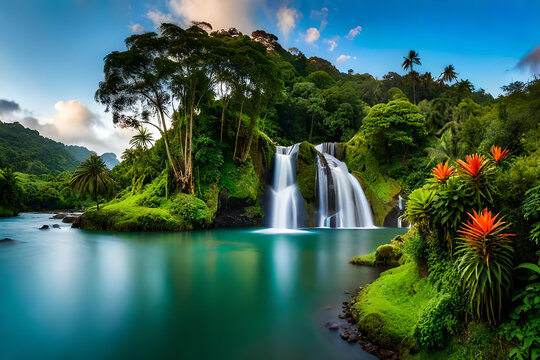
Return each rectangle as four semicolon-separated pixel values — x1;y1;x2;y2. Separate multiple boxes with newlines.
0;214;406;360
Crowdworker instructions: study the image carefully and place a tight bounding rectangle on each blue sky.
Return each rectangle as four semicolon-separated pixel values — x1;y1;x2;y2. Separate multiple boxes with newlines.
0;0;538;154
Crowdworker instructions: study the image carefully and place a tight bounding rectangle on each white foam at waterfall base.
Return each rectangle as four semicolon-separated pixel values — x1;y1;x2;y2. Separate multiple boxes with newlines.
315;143;376;228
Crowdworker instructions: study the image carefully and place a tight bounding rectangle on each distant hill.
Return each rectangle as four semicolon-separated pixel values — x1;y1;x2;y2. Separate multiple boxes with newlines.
100;152;120;169
64;144;95;162
64;145;119;169
0;122;119;174
0;122;79;174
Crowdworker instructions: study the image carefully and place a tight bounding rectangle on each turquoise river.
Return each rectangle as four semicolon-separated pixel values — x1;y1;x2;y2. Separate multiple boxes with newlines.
0;213;406;359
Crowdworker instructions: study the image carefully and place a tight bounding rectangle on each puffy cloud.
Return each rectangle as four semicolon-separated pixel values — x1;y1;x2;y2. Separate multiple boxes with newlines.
305;27;320;43
0;99;20;116
3;99;133;155
516;45;540;74
148;0;262;34
324;36;339;51
130;23;145;34
277;6;300;39
345;25;362;40
336;54;351;65
310;7;328;31
147;9;180;29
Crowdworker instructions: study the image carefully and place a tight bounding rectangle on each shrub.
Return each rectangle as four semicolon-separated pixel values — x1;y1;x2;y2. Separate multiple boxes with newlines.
404;233;428;262
522;185;540;245
499;258;540;360
414;293;463;351
167;193;209;228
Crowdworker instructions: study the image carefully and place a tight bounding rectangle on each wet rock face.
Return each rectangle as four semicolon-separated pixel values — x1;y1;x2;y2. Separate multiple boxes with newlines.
332;288;400;360
212;188;262;228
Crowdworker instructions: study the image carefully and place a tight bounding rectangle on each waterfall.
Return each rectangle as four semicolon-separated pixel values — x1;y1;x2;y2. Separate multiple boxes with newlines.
266;144;306;229
315;143;375;228
397;195;403;228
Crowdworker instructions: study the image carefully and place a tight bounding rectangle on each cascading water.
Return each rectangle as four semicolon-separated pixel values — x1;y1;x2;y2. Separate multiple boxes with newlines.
315;143;375;228
397;195;403;228
266;144;306;229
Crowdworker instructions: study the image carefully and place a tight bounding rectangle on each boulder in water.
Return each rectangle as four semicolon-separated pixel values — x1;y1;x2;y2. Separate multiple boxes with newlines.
62;215;79;224
52;224;60;229
0;238;16;243
39;225;49;230
50;213;66;219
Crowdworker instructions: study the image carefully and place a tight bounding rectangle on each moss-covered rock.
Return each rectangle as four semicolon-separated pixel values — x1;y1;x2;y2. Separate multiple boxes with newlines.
351;262;437;349
296;141;317;225
219;159;260;205
80;172;211;231
342;134;402;226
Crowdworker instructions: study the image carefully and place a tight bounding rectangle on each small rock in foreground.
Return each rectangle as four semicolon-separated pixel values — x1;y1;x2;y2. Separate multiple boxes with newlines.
39;225;49;230
326;322;339;330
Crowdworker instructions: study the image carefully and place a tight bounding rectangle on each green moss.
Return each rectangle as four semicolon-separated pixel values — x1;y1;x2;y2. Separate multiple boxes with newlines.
219;160;260;203
351;262;437;345
80;172;211;231
343;134;401;225
350;251;376;266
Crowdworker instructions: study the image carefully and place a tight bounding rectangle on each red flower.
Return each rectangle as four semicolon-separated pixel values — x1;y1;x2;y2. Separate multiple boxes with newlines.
490;145;509;162
457;154;489;178
432;161;454;183
457;208;515;266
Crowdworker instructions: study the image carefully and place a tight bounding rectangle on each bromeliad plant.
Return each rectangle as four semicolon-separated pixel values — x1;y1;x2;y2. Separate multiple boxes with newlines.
431;161;454;183
457;154;493;206
456;208;515;324
490;145;509;162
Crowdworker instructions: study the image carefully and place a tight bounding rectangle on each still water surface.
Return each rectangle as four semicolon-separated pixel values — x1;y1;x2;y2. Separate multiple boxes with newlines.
0;213;406;359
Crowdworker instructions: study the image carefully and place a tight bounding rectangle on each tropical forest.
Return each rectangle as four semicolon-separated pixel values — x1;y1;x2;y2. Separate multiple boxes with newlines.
0;1;538;359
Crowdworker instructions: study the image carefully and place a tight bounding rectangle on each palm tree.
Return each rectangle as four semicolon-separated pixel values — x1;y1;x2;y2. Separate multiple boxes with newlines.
70;155;115;210
129;126;154;150
401;50;422;104
440;65;458;84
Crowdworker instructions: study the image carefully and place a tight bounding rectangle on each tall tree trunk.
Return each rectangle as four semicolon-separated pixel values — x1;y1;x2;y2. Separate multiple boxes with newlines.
233;99;244;162
94;178;99;211
187;87;196;194
240;115;256;163
220;97;229;142
158;107;181;181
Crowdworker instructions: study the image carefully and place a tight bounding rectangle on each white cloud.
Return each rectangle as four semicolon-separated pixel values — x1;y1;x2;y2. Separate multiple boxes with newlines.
277;6;300;39
147;9;180;29
345;25;362;40
305;27;320;43
310;7;328;31
130;23;145;34
166;0;260;34
336;54;351;65
324;36;339;51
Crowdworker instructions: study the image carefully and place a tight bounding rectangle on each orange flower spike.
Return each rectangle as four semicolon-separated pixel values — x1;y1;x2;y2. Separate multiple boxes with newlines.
431;161;454;182
458;208;516;242
457;154;488;177
491;145;509;162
